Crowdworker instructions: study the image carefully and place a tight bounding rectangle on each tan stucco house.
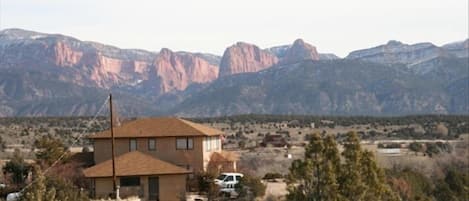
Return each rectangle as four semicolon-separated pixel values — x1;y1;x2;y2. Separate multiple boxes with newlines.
83;117;237;201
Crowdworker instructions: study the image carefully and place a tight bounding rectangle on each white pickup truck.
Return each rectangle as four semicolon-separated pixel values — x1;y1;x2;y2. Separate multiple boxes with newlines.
6;192;20;201
214;172;243;193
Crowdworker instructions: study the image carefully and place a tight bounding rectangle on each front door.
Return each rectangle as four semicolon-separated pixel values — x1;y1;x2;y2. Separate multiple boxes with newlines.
148;177;159;201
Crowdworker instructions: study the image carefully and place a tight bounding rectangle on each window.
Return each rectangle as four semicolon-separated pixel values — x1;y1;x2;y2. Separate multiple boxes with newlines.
225;176;234;182
206;136;220;151
213;137;220;150
176;137;193;150
148;138;156;151
205;137;212;151
129;138;137;151
236;176;242;181
188;138;193;149
217;174;227;180
120;177;140;186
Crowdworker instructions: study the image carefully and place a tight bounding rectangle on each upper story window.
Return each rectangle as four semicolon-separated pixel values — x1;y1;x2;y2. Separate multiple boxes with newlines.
129;138;137;151
148;138;156;151
176;137;193;150
205;136;220;151
205;137;212;151
214;136;220;150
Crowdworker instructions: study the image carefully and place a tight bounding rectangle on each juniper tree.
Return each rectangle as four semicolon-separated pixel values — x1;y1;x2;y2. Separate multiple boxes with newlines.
288;132;399;201
287;133;342;201
361;150;399;201
21;165;48;201
323;135;340;174
339;132;367;201
320;135;342;201
20;165;88;201
34;135;67;167
3;149;31;185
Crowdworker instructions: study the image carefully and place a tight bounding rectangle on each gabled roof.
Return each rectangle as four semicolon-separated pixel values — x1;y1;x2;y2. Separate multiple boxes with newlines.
83;151;190;178
88;117;223;139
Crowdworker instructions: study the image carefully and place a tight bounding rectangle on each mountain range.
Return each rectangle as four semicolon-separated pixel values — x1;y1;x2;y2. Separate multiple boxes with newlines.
0;28;467;116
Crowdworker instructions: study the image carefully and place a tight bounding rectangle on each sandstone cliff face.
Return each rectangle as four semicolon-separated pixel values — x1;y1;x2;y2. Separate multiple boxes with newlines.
219;42;278;77
153;48;218;93
346;40;448;65
1;28;468;117
281;39;320;64
0;29;218;95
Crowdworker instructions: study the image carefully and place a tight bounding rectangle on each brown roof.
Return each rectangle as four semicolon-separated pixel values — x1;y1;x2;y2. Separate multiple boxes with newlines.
88;117;223;139
83;151;190;178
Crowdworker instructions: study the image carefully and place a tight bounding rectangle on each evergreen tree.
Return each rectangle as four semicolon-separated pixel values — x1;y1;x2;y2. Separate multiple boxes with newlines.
361;150;399;201
287;132;399;201
20;165;88;201
3;149;31;185
323;135;340;174
320;135;342;201
21;165;48;201
34;135;67;167
287;159;310;201
287;133;343;201
339;132;367;201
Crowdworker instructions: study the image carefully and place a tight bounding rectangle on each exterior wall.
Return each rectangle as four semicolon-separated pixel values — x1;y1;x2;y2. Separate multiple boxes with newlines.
93;139;131;164
141;176;148;201
159;174;186;201
93;136;214;172
202;136;222;172
94;178;115;199
93;175;186;201
142;136;205;172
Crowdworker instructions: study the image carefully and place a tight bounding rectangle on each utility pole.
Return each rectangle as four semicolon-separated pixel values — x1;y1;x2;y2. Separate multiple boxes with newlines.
109;94;117;197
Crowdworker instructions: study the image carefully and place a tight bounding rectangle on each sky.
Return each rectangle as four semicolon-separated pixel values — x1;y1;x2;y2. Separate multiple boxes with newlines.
1;0;467;57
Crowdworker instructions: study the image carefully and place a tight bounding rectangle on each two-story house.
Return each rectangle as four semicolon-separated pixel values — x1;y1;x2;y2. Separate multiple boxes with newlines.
83;117;237;201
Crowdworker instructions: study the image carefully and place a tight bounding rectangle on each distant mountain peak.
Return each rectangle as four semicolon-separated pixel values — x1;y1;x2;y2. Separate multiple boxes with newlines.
159;48;174;56
0;28;49;41
1;28;39;35
281;39;320;64
292;38;306;45
347;40;456;66
234;41;253;47
218;42;278;77
386;40;404;46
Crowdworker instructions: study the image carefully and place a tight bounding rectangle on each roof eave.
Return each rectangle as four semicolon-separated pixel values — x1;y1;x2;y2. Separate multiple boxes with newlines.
88;133;222;139
84;171;191;178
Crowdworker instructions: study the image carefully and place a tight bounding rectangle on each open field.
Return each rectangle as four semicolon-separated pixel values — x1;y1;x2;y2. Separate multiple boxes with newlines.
0;115;467;200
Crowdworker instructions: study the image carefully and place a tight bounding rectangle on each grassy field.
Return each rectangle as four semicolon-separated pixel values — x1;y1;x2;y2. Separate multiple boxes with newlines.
0;115;467;200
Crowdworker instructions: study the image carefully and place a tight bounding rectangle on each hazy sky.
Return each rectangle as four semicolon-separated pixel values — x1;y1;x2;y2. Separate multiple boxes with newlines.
1;0;467;57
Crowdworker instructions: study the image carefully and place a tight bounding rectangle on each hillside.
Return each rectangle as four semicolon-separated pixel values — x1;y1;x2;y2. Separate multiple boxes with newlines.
172;59;468;116
0;28;467;116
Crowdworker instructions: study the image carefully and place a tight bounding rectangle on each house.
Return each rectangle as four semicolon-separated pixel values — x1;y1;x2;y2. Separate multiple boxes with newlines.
260;134;288;147
83;117;237;201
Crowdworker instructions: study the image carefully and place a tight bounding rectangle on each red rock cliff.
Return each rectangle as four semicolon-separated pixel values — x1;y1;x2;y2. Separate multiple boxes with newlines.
153;48;219;93
281;39;320;64
219;42;278;77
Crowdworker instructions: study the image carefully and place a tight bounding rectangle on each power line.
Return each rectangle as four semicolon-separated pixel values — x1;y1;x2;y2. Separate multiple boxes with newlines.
19;95;110;194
